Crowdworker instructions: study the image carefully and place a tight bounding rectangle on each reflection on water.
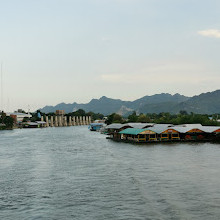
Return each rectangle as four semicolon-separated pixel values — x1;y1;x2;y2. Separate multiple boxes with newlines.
0;127;220;219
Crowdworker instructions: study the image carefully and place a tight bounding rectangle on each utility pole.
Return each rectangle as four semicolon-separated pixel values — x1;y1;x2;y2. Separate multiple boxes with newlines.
1;62;3;112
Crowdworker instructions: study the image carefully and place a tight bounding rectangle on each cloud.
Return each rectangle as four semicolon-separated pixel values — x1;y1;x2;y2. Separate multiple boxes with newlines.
100;61;220;85
101;73;220;84
198;29;220;38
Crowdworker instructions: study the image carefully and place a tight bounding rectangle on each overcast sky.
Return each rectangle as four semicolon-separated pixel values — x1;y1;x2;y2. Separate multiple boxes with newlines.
0;0;220;112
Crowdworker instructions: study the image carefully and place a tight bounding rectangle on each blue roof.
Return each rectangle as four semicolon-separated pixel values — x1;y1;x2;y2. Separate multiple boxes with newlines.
119;128;147;135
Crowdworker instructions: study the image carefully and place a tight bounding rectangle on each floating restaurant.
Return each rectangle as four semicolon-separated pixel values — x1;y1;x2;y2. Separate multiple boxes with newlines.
106;123;220;143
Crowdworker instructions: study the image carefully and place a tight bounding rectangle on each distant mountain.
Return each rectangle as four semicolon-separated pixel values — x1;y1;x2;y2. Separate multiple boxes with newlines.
81;96;131;115
139;101;181;114
40;93;189;115
127;93;189;110
174;90;220;114
40;90;220;115
41;96;129;115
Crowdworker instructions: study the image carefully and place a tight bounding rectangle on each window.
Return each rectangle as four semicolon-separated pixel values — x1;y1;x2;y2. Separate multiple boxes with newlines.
172;134;179;138
149;134;156;139
161;134;168;138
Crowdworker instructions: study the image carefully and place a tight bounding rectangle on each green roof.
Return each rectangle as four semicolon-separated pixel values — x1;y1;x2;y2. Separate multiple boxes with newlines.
119;128;147;135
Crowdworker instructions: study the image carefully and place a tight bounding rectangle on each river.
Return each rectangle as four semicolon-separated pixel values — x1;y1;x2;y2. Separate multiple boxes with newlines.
0;127;220;219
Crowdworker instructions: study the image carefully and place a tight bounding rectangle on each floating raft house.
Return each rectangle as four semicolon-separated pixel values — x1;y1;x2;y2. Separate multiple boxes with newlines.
106;123;220;143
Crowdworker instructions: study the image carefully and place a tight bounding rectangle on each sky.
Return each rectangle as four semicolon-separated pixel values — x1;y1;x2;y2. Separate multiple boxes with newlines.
0;0;220;112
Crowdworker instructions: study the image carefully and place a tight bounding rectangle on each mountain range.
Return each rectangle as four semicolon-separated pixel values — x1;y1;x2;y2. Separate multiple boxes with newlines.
40;90;220;115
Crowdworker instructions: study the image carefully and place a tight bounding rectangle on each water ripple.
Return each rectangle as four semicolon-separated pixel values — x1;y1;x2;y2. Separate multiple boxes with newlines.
0;127;220;219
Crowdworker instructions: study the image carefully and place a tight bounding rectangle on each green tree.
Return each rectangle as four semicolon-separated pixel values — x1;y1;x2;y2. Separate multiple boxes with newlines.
86;111;104;121
0;116;14;129
113;114;123;123
137;114;149;123
127;111;138;122
106;113;124;125
179;110;188;115
105;113;114;125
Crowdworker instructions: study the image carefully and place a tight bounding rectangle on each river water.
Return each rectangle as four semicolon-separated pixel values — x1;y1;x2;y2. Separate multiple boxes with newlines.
0;126;220;220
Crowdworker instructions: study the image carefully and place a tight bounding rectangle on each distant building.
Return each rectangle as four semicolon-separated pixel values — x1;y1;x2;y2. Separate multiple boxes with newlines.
10;112;32;123
55;110;65;115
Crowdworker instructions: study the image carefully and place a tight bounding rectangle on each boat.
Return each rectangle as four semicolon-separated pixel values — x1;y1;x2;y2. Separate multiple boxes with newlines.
88;123;105;131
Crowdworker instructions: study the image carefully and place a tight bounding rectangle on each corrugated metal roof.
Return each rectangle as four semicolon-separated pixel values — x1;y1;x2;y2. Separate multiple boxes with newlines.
150;124;172;133
119;124;174;134
165;124;206;133
171;126;210;133
105;123;130;129
118;124;220;134
170;127;188;133
127;123;155;129
200;126;220;133
153;124;173;127
106;123;154;129
174;124;203;128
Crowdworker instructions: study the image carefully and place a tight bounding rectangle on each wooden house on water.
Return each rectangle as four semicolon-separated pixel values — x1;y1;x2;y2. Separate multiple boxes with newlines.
108;123;220;143
105;123;154;138
119;128;157;143
105;123;132;139
159;128;181;141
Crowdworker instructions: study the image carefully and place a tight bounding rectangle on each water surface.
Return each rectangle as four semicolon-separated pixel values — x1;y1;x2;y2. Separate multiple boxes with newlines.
0;127;220;219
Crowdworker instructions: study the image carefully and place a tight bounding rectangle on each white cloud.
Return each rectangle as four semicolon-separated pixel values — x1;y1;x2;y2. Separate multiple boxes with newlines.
198;29;220;38
100;61;220;85
101;73;220;84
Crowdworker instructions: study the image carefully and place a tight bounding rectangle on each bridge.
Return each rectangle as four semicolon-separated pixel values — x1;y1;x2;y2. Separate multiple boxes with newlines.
41;115;92;127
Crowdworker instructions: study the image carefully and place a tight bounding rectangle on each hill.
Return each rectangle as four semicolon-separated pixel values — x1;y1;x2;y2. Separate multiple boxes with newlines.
175;90;220;114
40;90;220;115
40;93;189;115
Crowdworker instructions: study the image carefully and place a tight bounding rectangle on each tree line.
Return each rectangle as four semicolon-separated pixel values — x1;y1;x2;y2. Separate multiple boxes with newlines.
20;109;220;126
105;111;220;126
